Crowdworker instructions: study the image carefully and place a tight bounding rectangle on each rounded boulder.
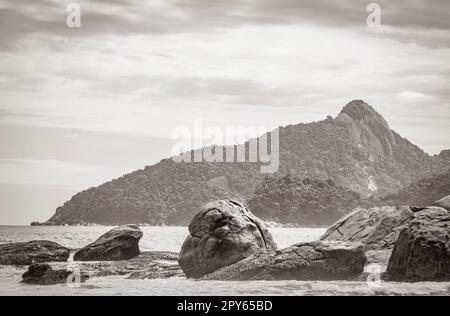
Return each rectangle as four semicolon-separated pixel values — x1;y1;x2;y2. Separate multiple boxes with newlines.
179;200;277;279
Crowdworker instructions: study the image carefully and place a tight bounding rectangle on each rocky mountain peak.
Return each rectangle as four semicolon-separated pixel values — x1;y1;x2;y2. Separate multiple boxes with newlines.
335;100;396;159
339;100;387;124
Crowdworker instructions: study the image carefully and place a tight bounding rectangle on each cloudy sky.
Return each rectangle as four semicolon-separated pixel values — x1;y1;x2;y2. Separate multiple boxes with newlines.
0;0;449;224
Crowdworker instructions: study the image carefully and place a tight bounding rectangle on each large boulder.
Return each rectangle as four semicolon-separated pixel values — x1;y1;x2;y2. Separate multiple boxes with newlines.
74;225;143;261
0;241;69;266
179;200;277;279
321;206;414;250
385;207;450;282
203;241;366;281
21;263;89;285
432;195;450;211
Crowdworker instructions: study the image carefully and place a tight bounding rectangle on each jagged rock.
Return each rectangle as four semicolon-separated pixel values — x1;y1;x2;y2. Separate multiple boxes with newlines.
21;263;89;285
433;195;450;211
179;200;277;279
321;206;414;250
203;241;366;281
74;225;143;261
0;241;70;266
385;207;450;282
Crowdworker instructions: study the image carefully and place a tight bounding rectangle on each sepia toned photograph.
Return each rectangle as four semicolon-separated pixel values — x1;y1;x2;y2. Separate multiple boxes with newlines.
0;0;449;300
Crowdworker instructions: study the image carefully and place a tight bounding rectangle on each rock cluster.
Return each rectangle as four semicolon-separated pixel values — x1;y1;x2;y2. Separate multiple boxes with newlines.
10;196;450;285
321;204;449;282
178;200;449;283
179;200;366;280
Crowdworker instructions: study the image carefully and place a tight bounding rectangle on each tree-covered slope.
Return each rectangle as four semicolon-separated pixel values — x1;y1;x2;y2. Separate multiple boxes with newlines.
381;171;450;207
47;100;447;225
246;175;367;226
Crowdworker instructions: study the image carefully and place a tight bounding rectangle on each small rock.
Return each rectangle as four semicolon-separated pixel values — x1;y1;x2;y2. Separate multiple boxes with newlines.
179;200;277;279
21;263;88;285
0;241;70;266
74;225;143;261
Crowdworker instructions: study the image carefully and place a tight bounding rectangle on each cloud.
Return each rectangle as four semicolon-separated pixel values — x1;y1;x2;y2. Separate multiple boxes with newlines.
63;133;80;138
0;0;449;154
155;77;327;108
0;158;117;186
1;0;450;49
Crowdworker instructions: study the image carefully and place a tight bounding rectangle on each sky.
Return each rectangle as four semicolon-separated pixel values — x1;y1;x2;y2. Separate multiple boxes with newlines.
0;0;449;224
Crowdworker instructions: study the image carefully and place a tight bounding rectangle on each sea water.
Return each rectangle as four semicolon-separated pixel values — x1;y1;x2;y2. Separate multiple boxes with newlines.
0;226;449;296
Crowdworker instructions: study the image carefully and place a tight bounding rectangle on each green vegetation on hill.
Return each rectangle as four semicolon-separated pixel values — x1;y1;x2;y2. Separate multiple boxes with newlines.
51;160;262;225
47;101;448;226
381;171;450;207
247;174;367;226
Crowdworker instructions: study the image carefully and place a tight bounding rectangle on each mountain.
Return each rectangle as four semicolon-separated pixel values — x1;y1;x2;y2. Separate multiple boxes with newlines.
246;174;368;227
381;170;450;207
47;100;448;225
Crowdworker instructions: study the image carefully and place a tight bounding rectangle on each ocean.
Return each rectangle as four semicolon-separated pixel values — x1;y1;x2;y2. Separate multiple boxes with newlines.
0;226;449;296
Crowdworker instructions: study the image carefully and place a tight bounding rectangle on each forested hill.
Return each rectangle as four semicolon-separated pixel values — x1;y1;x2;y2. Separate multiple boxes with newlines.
381;171;450;207
246;175;369;226
47;100;448;225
